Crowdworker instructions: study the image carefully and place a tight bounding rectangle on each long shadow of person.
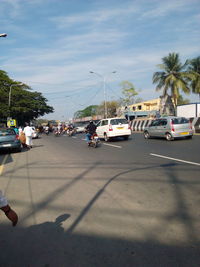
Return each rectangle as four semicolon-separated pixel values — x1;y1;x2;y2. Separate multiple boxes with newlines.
1;212;199;267
0;214;70;267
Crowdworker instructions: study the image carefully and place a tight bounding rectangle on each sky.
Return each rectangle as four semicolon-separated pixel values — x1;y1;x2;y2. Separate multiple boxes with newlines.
0;0;200;121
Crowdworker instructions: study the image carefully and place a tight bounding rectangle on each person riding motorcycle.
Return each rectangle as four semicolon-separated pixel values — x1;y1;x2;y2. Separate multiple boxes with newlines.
67;124;75;136
85;121;97;145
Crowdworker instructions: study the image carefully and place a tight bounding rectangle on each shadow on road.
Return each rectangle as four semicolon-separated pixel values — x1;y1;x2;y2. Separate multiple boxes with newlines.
1;156;200;266
0;214;199;267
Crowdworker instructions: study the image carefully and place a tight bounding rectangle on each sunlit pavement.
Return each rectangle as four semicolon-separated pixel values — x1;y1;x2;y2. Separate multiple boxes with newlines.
0;133;199;267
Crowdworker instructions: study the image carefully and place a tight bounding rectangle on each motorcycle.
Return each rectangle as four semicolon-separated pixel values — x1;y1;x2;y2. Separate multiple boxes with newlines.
88;133;100;148
54;130;60;137
67;128;75;137
44;129;49;135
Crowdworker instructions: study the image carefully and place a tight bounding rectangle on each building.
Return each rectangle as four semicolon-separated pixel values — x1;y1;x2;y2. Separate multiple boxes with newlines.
121;95;175;121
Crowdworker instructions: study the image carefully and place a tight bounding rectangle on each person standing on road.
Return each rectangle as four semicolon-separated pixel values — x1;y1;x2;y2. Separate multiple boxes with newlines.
0;190;18;226
23;122;34;149
85;121;97;145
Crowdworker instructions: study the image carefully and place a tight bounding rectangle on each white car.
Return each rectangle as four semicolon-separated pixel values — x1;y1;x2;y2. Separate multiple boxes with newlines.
96;117;131;141
75;124;87;133
32;127;39;139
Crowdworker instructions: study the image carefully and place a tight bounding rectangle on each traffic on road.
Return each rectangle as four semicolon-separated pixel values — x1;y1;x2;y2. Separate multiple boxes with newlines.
0;121;200;267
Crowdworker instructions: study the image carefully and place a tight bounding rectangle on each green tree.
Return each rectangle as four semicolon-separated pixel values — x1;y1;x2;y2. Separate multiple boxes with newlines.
187;56;200;100
0;70;54;125
153;53;192;106
74;105;98;118
135;97;144;103
97;101;119;118
120;81;138;105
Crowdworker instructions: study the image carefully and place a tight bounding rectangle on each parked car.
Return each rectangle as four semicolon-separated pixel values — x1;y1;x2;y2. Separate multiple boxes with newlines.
96;117;131;141
0;128;22;152
143;116;193;141
74;124;88;133
32;127;39;139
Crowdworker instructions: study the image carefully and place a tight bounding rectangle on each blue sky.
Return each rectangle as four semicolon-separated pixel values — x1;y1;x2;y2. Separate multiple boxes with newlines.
0;0;200;120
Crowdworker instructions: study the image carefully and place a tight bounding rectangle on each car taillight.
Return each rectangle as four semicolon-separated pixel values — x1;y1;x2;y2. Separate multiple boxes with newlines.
109;125;113;131
189;121;192;130
171;121;175;132
15;134;19;140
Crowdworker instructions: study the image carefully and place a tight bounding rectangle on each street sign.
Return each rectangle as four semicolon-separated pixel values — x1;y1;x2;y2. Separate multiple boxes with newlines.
7;119;17;127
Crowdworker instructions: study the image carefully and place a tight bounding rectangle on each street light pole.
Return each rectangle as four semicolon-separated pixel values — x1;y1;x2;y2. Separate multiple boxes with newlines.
90;71;116;119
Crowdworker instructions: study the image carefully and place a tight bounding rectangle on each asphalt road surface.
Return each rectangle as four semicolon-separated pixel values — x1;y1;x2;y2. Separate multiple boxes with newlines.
0;132;200;267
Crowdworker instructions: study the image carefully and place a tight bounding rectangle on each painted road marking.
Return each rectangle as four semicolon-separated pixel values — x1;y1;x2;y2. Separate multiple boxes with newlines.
150;153;200;166
0;154;9;175
72;136;77;139
103;143;122;148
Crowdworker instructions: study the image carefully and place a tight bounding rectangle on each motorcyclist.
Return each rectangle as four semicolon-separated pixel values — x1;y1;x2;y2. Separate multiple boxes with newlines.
44;125;49;135
67;124;75;136
85;121;97;145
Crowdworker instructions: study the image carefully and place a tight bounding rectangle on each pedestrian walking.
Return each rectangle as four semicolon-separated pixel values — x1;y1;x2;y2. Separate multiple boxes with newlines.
0;190;18;226
23;122;34;149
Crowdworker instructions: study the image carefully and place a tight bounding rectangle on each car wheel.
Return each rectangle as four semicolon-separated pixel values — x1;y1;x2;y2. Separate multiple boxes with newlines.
186;135;193;139
165;132;173;141
144;131;150;139
104;133;109;142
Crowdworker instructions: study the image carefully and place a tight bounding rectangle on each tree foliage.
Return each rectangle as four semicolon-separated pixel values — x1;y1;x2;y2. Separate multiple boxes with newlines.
120;81;138;105
74;105;98;118
97;101;120;118
0;70;54;125
152;53;193;106
187;56;200;99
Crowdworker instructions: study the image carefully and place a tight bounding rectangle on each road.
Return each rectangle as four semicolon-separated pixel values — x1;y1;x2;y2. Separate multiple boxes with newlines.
0;133;200;267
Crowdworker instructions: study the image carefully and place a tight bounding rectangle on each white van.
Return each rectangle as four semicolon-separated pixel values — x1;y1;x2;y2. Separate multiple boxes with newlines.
96;117;131;141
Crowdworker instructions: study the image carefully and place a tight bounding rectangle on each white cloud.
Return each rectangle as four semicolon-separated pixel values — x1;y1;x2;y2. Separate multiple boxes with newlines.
140;0;198;18
50;4;139;29
1;0;199;119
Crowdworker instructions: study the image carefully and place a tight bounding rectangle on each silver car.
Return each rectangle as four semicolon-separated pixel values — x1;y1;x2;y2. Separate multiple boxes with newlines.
143;116;193;141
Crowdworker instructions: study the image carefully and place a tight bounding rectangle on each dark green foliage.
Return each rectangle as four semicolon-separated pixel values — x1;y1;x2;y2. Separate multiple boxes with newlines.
153;53;192;106
74;105;98;118
0;70;54;125
187;56;200;98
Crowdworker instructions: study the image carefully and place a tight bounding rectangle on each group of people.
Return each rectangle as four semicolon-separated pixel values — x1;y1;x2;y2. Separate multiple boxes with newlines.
12;122;34;149
53;123;76;136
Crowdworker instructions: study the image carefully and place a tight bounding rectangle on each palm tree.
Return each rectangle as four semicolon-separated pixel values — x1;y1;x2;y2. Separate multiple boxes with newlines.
187;56;200;101
153;53;191;106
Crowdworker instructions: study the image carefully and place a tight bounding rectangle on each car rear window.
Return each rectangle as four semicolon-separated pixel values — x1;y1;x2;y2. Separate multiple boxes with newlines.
0;128;15;136
172;117;189;124
110;119;128;125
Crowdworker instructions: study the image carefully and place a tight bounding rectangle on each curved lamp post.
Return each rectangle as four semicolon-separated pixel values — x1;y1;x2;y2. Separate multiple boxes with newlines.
0;33;7;37
90;71;116;118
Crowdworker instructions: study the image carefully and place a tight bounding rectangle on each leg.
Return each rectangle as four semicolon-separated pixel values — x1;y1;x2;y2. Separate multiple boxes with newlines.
86;133;91;143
